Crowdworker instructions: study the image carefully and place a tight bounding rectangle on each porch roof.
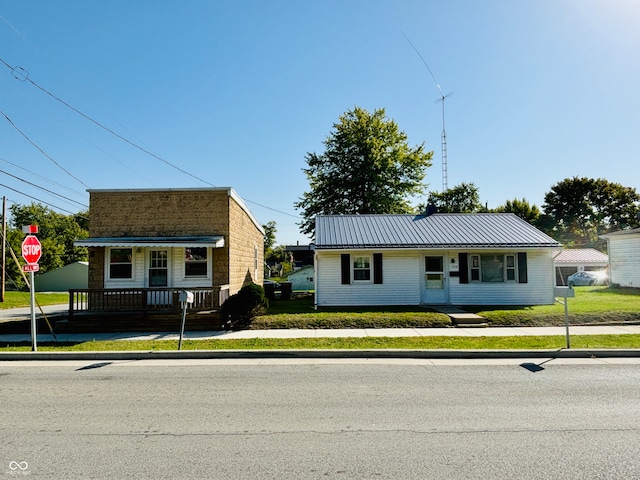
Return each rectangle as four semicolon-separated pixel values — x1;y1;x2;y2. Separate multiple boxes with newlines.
74;235;225;248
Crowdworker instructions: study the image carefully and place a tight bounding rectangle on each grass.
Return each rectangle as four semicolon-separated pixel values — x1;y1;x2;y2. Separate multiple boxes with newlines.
1;286;639;352
0;291;69;309
2;334;640;352
468;286;640;326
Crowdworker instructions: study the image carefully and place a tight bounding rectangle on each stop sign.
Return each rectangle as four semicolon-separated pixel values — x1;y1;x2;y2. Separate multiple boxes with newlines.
21;235;42;264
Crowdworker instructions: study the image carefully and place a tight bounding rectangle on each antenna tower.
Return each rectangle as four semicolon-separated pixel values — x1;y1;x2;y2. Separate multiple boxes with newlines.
403;33;450;192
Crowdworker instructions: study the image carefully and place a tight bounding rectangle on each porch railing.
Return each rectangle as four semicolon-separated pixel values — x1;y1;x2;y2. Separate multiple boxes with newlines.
68;285;230;320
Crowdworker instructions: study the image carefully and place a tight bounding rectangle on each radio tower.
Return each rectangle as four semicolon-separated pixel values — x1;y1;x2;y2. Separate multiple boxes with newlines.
402;33;450;192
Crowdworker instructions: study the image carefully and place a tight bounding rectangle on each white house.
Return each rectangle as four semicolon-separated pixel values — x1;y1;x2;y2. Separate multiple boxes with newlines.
314;213;562;307
601;227;640;289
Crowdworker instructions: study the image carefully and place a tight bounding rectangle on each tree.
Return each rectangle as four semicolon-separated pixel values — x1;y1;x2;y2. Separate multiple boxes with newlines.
263;221;277;253
294;106;433;236
4;203;89;289
540;177;640;248
424;182;485;213
494;198;541;224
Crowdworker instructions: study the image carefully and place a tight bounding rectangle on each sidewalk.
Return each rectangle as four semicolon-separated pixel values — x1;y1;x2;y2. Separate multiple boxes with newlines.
1;324;640;344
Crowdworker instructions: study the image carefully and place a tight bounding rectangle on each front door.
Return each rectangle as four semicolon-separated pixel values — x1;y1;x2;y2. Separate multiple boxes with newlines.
422;255;447;305
148;249;171;305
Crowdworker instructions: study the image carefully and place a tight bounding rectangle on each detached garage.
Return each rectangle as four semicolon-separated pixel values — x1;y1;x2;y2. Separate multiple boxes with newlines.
601;228;640;289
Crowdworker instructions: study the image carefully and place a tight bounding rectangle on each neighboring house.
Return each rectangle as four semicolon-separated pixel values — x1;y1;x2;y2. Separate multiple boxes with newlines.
314;213;561;307
601;227;640;289
284;244;314;268
73;187;264;316
35;261;88;292
287;265;314;291
553;248;608;285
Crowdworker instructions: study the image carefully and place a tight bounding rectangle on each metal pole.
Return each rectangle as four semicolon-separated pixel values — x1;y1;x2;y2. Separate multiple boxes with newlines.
30;270;37;352
563;299;570;349
178;301;187;350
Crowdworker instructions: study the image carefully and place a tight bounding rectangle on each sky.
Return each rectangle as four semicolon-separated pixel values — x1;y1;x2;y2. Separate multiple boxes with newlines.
1;0;639;246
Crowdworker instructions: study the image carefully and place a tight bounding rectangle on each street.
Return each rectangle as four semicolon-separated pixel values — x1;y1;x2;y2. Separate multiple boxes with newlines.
1;359;640;479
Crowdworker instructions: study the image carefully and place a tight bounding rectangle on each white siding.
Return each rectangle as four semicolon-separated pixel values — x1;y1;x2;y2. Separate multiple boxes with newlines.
450;250;555;305
316;249;556;307
105;247;212;289
608;234;640;288
315;251;421;306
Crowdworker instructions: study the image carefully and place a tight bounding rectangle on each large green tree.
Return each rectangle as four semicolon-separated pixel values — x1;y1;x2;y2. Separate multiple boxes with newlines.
540;177;640;248
295;106;433;236
4;203;89;289
424;182;485;213
494;198;541;224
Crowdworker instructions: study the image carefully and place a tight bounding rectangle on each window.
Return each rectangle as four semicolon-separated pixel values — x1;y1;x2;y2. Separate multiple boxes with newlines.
353;256;371;281
470;255;480;281
468;254;518;283
185;247;208;277
481;255;504;283
505;254;516;281
109;248;133;279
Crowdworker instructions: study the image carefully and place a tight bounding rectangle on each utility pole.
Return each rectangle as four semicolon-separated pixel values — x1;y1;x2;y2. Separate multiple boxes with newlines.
1;196;5;302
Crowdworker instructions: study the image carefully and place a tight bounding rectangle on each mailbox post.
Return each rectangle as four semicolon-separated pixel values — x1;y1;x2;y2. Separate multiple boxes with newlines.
178;290;194;350
554;286;575;349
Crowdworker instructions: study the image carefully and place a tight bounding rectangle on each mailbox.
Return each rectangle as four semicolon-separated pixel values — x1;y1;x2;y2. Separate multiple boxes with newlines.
179;290;194;303
554;286;575;298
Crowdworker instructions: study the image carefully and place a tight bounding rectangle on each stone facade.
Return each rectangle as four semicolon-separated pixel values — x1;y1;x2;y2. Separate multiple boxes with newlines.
85;188;264;295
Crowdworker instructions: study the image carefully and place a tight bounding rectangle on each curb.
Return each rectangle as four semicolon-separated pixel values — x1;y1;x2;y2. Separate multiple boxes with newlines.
1;349;639;361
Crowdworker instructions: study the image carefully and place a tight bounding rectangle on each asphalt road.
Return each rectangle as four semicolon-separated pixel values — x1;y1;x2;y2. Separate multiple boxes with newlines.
2;359;640;479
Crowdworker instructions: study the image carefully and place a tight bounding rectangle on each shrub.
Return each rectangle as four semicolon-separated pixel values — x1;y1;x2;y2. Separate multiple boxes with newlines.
221;283;269;329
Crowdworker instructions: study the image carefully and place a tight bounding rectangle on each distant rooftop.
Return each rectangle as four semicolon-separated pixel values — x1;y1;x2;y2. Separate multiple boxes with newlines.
554;248;608;264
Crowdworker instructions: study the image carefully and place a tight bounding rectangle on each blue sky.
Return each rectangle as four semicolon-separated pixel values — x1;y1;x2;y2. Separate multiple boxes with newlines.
1;0;638;246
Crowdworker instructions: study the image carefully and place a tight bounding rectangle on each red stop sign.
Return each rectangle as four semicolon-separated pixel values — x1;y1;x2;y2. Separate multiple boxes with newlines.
22;235;42;264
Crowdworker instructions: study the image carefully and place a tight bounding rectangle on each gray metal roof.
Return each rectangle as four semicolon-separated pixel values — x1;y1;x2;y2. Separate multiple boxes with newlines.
74;236;225;248
315;213;561;249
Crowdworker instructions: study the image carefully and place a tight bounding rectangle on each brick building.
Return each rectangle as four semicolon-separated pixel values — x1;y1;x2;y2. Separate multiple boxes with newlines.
73;188;264;318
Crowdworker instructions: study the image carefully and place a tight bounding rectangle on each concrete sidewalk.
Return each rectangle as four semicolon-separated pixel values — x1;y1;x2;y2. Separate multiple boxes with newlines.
1;324;640;344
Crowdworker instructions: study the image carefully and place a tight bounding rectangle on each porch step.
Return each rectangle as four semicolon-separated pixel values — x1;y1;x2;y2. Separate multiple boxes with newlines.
433;306;488;328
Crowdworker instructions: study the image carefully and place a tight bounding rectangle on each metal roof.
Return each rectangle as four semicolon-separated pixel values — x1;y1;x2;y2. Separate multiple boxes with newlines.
74;236;225;248
553;248;608;264
315;213;561;249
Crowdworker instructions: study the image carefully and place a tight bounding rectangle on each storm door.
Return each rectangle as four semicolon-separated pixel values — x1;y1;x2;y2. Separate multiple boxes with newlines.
421;255;447;305
147;249;171;305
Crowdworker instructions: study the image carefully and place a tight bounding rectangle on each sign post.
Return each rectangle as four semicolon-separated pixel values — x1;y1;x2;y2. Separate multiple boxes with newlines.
554;286;575;349
21;226;41;352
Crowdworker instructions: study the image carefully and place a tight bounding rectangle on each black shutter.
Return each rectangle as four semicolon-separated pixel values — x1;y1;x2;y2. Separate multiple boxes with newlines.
341;254;351;285
459;253;469;284
373;253;383;284
518;252;528;283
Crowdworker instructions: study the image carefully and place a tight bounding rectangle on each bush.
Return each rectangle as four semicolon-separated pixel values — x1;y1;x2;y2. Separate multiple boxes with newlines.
221;283;269;329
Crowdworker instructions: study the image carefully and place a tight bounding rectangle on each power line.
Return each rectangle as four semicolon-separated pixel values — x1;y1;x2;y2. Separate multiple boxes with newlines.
0;183;88;217
1;57;301;220
0;168;88;209
0;107;90;188
0;156;86;198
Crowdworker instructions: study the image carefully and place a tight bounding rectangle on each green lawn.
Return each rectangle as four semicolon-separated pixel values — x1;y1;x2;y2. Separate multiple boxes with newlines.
1;286;639;352
0;291;69;309
256;286;640;329
2;334;640;352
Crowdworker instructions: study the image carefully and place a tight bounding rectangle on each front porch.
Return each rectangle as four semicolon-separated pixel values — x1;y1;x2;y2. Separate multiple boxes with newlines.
65;285;230;332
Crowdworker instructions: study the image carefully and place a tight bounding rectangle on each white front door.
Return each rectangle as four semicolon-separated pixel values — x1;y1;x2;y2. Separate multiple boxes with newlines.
422;255;447;305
